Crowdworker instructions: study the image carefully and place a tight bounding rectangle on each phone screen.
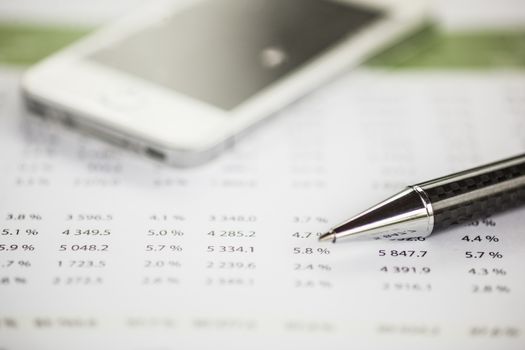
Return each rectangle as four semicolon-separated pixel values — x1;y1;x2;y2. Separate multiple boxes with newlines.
90;0;382;110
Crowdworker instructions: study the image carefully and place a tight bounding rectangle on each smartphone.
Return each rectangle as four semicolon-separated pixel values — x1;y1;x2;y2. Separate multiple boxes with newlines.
22;0;426;166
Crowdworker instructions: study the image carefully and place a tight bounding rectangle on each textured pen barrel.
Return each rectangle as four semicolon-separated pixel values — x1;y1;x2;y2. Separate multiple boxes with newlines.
417;154;525;232
320;153;525;243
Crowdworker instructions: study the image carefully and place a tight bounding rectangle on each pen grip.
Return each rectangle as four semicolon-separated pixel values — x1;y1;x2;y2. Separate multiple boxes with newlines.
419;156;525;231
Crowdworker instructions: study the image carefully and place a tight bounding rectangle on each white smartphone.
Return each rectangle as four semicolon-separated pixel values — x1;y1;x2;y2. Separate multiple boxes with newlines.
22;0;426;166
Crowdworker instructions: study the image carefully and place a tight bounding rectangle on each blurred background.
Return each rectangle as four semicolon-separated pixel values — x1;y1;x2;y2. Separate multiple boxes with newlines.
0;0;524;69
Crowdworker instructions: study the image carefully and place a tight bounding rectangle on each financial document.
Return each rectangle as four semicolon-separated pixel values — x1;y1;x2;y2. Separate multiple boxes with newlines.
0;68;524;350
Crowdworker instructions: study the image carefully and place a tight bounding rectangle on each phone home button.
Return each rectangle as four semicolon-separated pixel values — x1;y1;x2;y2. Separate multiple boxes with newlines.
98;88;148;111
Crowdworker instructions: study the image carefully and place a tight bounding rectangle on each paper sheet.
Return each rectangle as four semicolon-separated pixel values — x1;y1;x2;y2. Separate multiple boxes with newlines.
0;68;524;349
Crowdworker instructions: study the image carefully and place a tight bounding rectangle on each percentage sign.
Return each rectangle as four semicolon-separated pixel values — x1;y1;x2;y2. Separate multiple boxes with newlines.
482;218;496;227
318;280;332;288
171;230;184;236
170;245;183;252
29;214;42;220
485;235;499;242
489;252;503;259
21;244;35;251
168;261;182;268
317;248;330;255
315;217;328;223
25;229;39;235
496;285;510;293
18;260;31;267
317;264;332;271
492;268;506;275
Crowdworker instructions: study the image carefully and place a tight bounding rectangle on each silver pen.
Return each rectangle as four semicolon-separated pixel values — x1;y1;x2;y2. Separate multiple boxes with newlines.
320;153;525;243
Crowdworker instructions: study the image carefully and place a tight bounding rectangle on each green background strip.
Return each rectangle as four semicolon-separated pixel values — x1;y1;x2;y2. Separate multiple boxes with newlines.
0;23;524;69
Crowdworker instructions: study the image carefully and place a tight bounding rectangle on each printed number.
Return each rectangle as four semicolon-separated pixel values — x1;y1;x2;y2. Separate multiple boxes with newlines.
58;244;109;252
378;250;427;257
206;246;255;253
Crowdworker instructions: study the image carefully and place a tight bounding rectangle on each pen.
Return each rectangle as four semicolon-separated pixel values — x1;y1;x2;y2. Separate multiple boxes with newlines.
319;153;525;243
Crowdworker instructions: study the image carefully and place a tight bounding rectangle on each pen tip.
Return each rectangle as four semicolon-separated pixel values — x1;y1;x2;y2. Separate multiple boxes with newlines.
319;231;336;243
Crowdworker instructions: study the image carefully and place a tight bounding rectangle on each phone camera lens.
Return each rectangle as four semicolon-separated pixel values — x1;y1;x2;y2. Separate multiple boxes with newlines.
260;46;287;69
